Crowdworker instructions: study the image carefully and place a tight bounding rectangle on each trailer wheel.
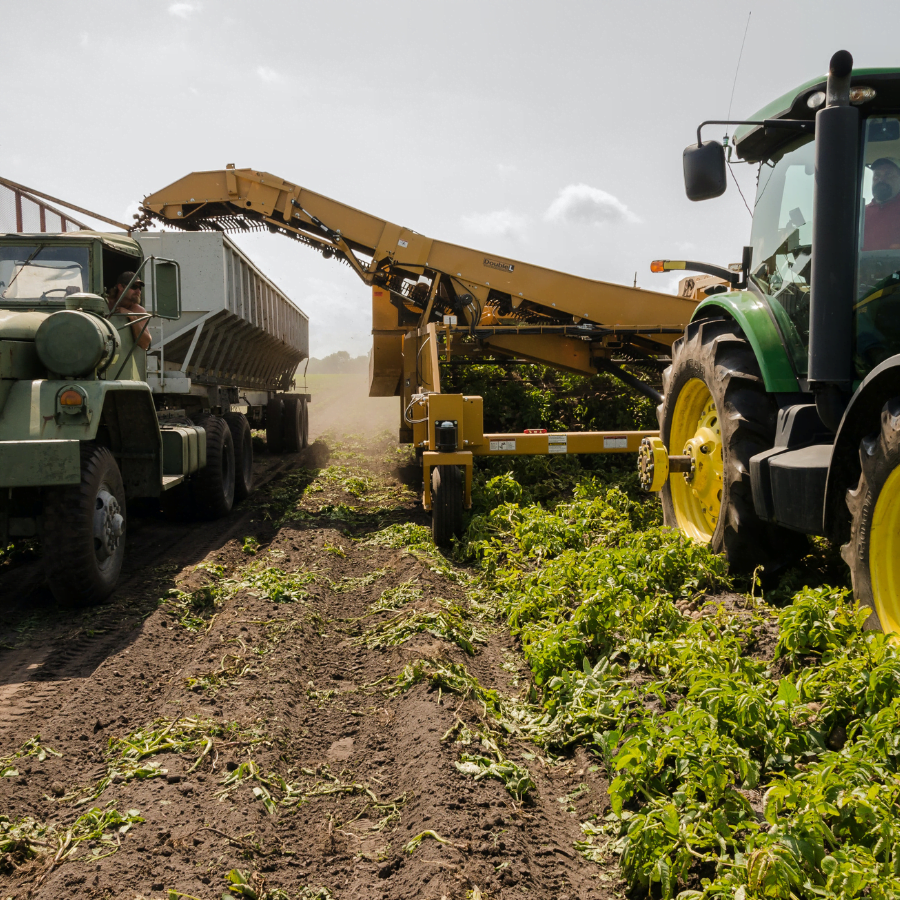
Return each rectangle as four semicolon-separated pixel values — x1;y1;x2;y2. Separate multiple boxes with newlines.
300;397;309;449
842;397;900;634
283;394;304;453
224;412;253;502
659;318;805;573
266;397;284;454
43;443;126;607
432;464;464;547
192;415;235;519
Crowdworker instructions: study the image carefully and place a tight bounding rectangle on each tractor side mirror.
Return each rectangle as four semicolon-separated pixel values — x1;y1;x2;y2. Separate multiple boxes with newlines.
683;141;727;201
152;259;181;319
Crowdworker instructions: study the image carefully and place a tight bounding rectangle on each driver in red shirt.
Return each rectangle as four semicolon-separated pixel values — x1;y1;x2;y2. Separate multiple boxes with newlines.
863;157;900;250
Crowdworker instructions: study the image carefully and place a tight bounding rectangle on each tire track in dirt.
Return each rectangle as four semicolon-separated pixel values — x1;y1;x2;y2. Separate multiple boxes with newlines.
0;437;620;899
0;447;318;732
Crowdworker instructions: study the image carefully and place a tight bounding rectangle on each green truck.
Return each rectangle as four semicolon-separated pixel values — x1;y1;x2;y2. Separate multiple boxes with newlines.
0;230;308;607
641;51;900;634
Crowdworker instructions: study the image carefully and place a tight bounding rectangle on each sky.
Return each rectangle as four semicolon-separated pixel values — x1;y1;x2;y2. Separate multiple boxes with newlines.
2;0;898;357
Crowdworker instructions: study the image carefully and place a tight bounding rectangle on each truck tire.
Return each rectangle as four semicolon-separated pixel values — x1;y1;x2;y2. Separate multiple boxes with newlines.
658;318;805;573
192;415;235;519
283;394;303;453
842;397;900;634
300;397;309;449
266;396;284;454
43;443;126;607
432;464;464;547
224;412;253;502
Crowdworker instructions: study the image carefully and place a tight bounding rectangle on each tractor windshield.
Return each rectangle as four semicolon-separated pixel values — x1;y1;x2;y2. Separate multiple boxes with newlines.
749;136;815;376
0;244;90;304
856;114;900;375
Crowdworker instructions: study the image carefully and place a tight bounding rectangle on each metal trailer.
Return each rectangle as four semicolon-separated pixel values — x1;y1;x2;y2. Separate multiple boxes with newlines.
134;231;310;442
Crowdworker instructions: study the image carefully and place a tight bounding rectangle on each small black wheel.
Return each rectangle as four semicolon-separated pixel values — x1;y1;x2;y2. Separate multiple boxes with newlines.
266;396;284;454
192;415;235;519
842;397;900;633
432;464;464;547
43;443;126;607
224;412;253;502
283;394;303;453
300;398;309;449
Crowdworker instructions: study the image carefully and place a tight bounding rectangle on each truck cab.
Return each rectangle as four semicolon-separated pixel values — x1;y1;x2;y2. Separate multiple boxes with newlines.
0;231;211;607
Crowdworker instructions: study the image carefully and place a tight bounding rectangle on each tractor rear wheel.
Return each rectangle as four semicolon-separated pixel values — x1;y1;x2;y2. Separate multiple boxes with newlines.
431;464;464;547
44;443;126;607
224;412;253;502
659;318;805;573
842;397;900;633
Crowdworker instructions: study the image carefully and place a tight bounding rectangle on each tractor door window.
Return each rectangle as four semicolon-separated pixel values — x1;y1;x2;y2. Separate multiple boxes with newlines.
749;136;816;376
856;115;900;374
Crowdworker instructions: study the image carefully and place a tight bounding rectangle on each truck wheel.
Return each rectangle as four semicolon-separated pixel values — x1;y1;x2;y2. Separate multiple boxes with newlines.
659;318;805;573
266;397;284;454
432;465;464;547
300;397;309;449
192;415;235;519
43;444;126;607
283;394;303;453
842;397;900;633
224;412;253;502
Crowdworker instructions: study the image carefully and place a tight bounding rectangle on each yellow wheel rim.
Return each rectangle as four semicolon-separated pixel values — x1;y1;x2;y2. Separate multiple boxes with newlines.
669;378;724;544
871;465;900;634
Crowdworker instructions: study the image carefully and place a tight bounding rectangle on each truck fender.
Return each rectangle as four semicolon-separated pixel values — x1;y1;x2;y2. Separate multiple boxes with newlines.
692;292;800;394
824;353;900;535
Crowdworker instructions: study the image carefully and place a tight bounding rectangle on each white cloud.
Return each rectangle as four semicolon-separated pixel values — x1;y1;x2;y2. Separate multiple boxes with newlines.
496;163;517;180
79;32;89;48
256;66;282;84
544;183;640;227
168;2;199;18
460;209;528;240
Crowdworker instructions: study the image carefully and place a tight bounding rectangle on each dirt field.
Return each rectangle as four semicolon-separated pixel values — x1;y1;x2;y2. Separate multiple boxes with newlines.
0;419;619;897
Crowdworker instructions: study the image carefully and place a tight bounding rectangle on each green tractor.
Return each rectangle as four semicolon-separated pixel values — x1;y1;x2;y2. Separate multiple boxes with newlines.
640;51;900;632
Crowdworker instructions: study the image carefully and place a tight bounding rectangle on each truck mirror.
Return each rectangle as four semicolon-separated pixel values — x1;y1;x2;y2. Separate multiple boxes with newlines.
153;259;181;319
683;140;727;201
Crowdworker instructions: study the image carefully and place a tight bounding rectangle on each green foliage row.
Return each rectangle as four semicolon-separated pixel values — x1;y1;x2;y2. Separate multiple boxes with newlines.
463;473;900;899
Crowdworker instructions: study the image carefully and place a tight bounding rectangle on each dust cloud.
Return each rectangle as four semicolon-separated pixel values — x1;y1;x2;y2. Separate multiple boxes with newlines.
301;373;400;443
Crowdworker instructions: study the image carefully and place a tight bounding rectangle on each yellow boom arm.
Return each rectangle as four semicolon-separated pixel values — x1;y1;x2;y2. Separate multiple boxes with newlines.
141;166;697;409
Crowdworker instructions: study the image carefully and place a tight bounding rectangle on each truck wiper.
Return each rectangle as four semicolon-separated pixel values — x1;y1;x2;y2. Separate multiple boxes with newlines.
3;244;45;296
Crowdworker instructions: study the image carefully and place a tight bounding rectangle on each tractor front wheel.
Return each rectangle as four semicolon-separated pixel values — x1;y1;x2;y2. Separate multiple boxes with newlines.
842;397;900;633
659;318;805;573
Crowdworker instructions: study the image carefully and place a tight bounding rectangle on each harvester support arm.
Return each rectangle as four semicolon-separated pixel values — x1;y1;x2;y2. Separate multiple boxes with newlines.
140;166;698;340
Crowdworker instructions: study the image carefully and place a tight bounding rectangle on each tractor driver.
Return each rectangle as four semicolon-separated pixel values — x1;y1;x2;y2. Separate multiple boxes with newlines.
107;272;152;350
863;157;900;251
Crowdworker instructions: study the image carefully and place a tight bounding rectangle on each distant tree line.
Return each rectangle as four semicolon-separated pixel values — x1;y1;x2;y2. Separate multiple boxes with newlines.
301;350;368;375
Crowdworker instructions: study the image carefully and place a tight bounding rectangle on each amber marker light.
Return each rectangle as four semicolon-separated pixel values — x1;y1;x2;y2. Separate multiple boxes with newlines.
650;260;667;273
60;390;83;406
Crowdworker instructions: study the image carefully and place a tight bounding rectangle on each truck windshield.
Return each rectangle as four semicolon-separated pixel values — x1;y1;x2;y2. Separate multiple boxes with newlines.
856;114;900;375
0;245;90;303
748;135;815;376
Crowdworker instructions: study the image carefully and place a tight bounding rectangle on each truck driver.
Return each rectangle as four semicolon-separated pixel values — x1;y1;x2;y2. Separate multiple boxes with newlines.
107;271;152;350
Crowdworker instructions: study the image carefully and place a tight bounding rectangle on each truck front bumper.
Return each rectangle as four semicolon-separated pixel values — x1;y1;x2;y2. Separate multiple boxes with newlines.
0;440;81;487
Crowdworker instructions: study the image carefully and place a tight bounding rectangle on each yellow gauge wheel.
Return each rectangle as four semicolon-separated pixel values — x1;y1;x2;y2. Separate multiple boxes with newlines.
668;378;724;543
870;464;900;634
